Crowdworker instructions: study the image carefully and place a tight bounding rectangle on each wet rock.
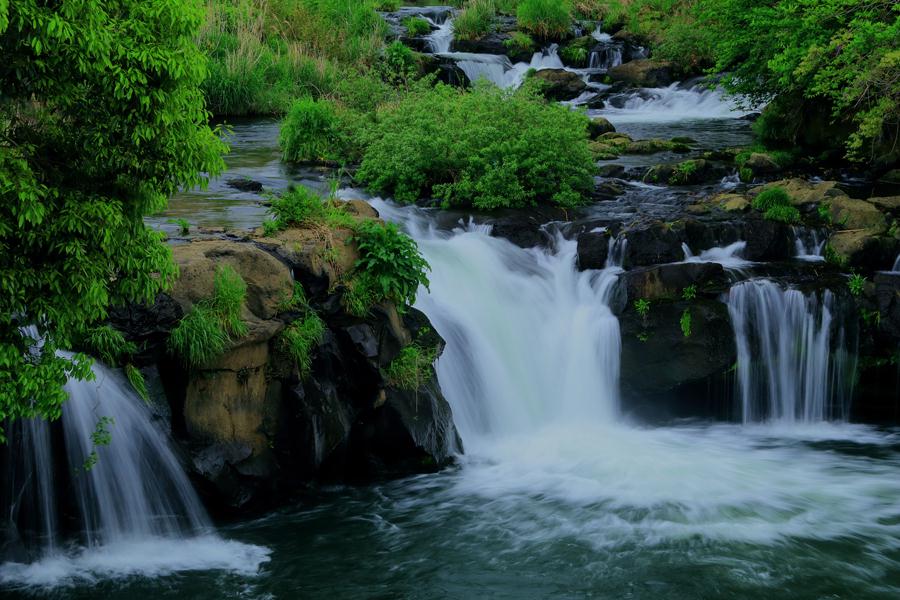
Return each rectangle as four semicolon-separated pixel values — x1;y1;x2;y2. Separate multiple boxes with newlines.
621;262;728;302
487;206;573;248
226;178;264;193
108;293;183;365
682;216;794;262
530;68;587;101
588;117;616;138
576;230;612;269
451;33;510;56
621;221;686;267
755;178;847;206
643;159;719;186
607;59;673;87
626;139;691;155
559;35;595;68
619;299;736;399
742;153;782;175
867;196;900;218
829;230;900;270
598;164;626;178
827;196;887;232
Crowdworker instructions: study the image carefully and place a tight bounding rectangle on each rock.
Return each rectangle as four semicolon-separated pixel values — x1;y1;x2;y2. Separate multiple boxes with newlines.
607;59;673;88
588;117;616;138
867;196;900;217
619;299;736;400
172;240;293;324
487;206;573;248
621;262;728;302
530;68;587;101
626;139;690;155
576;230;613;270
827;196;887;232
829;230;899;270
226;178;264;193
755;178;847;206
584;95;606;109
743;153;781;175
643;159;718;186
451;33;510;56
682;216;794;262
598;164;626;178
620;221;686;267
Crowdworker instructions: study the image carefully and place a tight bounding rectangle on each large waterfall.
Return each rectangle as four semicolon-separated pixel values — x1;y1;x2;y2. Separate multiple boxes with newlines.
0;360;269;586
370;200;622;449
728;280;856;423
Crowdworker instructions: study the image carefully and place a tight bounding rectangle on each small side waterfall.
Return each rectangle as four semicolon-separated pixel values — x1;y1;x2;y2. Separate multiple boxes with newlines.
443;45;564;89
682;241;750;270
728;280;856;423
891;254;900;273
1;361;269;586
425;15;453;53
793;227;826;261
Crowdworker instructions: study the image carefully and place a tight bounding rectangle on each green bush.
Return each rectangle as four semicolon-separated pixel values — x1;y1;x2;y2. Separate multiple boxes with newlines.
454;0;496;40
517;0;572;40
266;186;356;233
384;344;438;390
280;97;341;163
753;187;800;224
403;16;432;37
356;82;595;208
504;31;536;54
560;45;588;67
351;220;431;311
168;265;249;367
168;305;230;368
279;314;326;377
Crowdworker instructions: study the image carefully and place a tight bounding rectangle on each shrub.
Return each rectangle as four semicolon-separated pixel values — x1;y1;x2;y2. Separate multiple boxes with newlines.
384;344;439;390
377;40;421;86
752;186;800;223
79;326;137;366
847;273;867;297
560;45;588;67
168;305;230;368
168;265;249;367
403;16;432;37
680;308;692;338
351;220;431;310
454;0;496;40
504;31;536;55
356;82;595;208
280;97;342;163
279;314;326;377
634;298;651;319
267;186;356;232
517;0;572;40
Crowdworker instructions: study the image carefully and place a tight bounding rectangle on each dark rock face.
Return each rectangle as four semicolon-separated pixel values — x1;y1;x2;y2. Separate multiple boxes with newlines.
576;230;612;270
531;69;587;101
451;34;510;56
608;59;673;87
621;222;686;267
226;178;264;193
620;262;729;304
619;298;737;418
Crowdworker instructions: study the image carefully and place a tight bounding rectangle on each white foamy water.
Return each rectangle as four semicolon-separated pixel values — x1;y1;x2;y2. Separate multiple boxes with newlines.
599;83;755;124
683;240;751;270
442;45;565;89
0;536;271;588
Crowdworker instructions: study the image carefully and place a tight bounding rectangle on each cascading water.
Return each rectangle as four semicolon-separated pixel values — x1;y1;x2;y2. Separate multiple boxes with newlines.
682;241;750;270
793;227;826;261
599;83;755;123
369;200;622;448
728;279;856;423
0;360;269;587
444;45;564;89
425;15;453;53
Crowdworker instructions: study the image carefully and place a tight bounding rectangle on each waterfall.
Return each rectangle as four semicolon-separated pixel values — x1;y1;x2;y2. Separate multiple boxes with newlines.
369;200;622;450
426;16;453;54
1;360;269;586
443;45;564;89
892;254;900;273
600;83;755;123
587;43;623;71
727;280;856;424
682;241;750;270
793;227;825;261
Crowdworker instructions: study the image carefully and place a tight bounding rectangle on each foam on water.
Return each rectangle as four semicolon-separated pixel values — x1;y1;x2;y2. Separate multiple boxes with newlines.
599;83;755;124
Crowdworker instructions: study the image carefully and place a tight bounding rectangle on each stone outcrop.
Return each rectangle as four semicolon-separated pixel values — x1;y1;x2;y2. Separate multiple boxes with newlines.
530;68;587;100
115;214;458;514
607;59;673;87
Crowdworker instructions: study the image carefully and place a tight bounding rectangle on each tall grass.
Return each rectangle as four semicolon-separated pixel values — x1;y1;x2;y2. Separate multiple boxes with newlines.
454;0;497;40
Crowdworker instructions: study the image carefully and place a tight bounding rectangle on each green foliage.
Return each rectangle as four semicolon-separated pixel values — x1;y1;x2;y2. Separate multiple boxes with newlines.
169;218;191;236
682;285;697;301
860;307;881;328
277;282;309;313
199;0;387;115
847;273;867;297
517;0;572;40
83;416;115;471
752;186;800;223
504;31;536;54
351;220;431;310
125;364;149;403
403;16;432;36
280;97;346;163
818;202;833;224
560;45;588;67
0;0;224;433
168;265;249;367
738;167;754;183
680;308;692;338
378;40;421;87
455;0;496;40
634;298;651;319
384;344;438;390
267;186;356;233
357;82;595;208
669;160;700;185
279;314;325;377
168;306;230;368
80;326;137;366
824;243;848;268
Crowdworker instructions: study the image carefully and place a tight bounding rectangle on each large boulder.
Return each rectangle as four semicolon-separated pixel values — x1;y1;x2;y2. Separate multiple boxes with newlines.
620;262;729;303
607;59;673;87
754;178;847;206
530;68;587;100
620;221;686;267
588;117;616;138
